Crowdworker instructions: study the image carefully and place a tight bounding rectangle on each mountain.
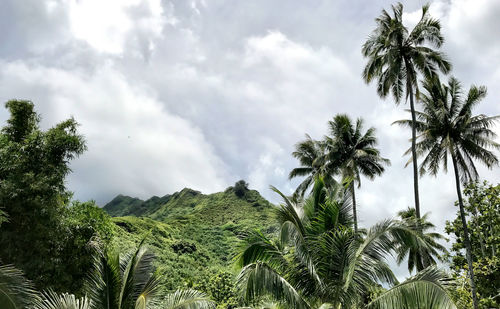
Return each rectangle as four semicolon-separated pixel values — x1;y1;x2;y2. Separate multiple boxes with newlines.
104;193;171;217
103;185;278;291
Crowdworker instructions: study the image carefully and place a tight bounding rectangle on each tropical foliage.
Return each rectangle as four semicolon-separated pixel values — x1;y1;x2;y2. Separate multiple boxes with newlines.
396;208;448;273
0;100;89;292
0;241;214;309
394;76;499;308
324;114;389;231
235;178;456;308
289;134;333;197
1;2;499;308
446;181;500;308
362;2;451;219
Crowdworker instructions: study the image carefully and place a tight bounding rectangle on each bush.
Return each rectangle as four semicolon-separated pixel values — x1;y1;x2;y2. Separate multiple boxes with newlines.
234;180;249;198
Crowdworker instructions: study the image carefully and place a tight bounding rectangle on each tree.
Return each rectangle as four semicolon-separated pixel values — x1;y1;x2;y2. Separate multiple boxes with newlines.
234;180;250;198
396;207;448;273
198;271;238;309
324;114;390;232
289;135;336;198
394;76;499;309
59;201;115;294
362;2;451;219
445;181;500;308
235;178;456;308
0;100;87;289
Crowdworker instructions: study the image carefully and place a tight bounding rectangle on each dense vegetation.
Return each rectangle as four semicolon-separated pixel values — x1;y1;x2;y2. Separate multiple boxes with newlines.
106;186;277;292
0;2;499;309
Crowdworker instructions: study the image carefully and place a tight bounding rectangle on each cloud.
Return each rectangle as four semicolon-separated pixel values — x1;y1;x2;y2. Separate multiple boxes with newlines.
0;61;229;203
68;0;172;56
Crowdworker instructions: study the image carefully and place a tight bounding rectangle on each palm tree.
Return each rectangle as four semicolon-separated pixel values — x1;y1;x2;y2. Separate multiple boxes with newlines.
289;134;336;197
85;239;214;309
1;241;214;309
235;178;456;309
362;2;451;219
324;114;390;232
394;76;500;309
395;207;448;273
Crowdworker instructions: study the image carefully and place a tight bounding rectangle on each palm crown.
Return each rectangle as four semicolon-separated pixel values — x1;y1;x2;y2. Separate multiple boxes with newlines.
289;135;336;198
235;178;456;309
395;76;499;178
396;207;448;273
394;75;499;309
362;2;451;220
324;114;390;231
362;2;451;101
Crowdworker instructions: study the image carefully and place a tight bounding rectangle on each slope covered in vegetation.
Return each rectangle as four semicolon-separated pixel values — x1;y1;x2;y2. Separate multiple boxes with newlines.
104;185;278;291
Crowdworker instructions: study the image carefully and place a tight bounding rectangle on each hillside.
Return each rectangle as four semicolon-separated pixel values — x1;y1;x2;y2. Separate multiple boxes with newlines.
103;185;278;291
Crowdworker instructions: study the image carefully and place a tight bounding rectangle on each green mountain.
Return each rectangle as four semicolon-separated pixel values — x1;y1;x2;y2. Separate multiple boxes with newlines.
103;186;278;291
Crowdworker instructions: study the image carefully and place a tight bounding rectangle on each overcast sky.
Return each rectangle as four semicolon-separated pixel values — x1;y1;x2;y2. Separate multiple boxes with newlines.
1;0;499;277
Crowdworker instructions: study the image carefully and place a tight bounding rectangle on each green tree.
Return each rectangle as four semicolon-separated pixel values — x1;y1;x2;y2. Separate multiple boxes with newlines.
362;2;451;219
201;271;238;309
0;100;86;289
394;77;499;308
235;178;456;309
234;180;250;198
446;181;500;308
324;114;390;232
396;207;448;273
60;201;115;294
289;135;336;198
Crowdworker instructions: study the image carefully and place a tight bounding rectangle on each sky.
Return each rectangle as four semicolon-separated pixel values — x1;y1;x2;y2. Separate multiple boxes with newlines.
1;0;499;277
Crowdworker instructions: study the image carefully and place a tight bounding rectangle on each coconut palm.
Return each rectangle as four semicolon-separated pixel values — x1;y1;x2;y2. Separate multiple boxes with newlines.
324;114;390;232
396;207;448;273
362;2;451;219
394;76;499;309
85;239;214;309
235;178;456;309
289;135;337;198
1;241;214;309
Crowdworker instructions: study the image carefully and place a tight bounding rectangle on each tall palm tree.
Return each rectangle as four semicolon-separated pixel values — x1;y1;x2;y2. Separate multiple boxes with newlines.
396;207;448;273
324;114;390;232
394;76;499;309
289;135;337;198
235;178;456;309
362;2;451;219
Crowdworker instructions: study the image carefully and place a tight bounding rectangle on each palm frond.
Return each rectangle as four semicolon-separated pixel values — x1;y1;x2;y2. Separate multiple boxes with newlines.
367;266;456;309
236;263;309;309
34;291;92;309
160;289;214;309
0;264;40;309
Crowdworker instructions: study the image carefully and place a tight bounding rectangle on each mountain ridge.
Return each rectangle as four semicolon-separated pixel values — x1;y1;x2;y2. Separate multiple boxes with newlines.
103;185;279;290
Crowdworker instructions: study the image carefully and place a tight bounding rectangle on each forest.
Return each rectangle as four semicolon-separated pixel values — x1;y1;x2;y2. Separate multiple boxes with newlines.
0;2;499;309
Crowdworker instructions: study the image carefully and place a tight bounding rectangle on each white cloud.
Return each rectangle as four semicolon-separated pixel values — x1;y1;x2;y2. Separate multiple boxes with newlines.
0;60;229;203
68;0;170;55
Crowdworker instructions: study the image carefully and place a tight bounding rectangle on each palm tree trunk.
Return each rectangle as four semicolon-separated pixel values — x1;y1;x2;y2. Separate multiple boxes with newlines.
452;154;479;309
351;183;358;233
408;84;421;219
